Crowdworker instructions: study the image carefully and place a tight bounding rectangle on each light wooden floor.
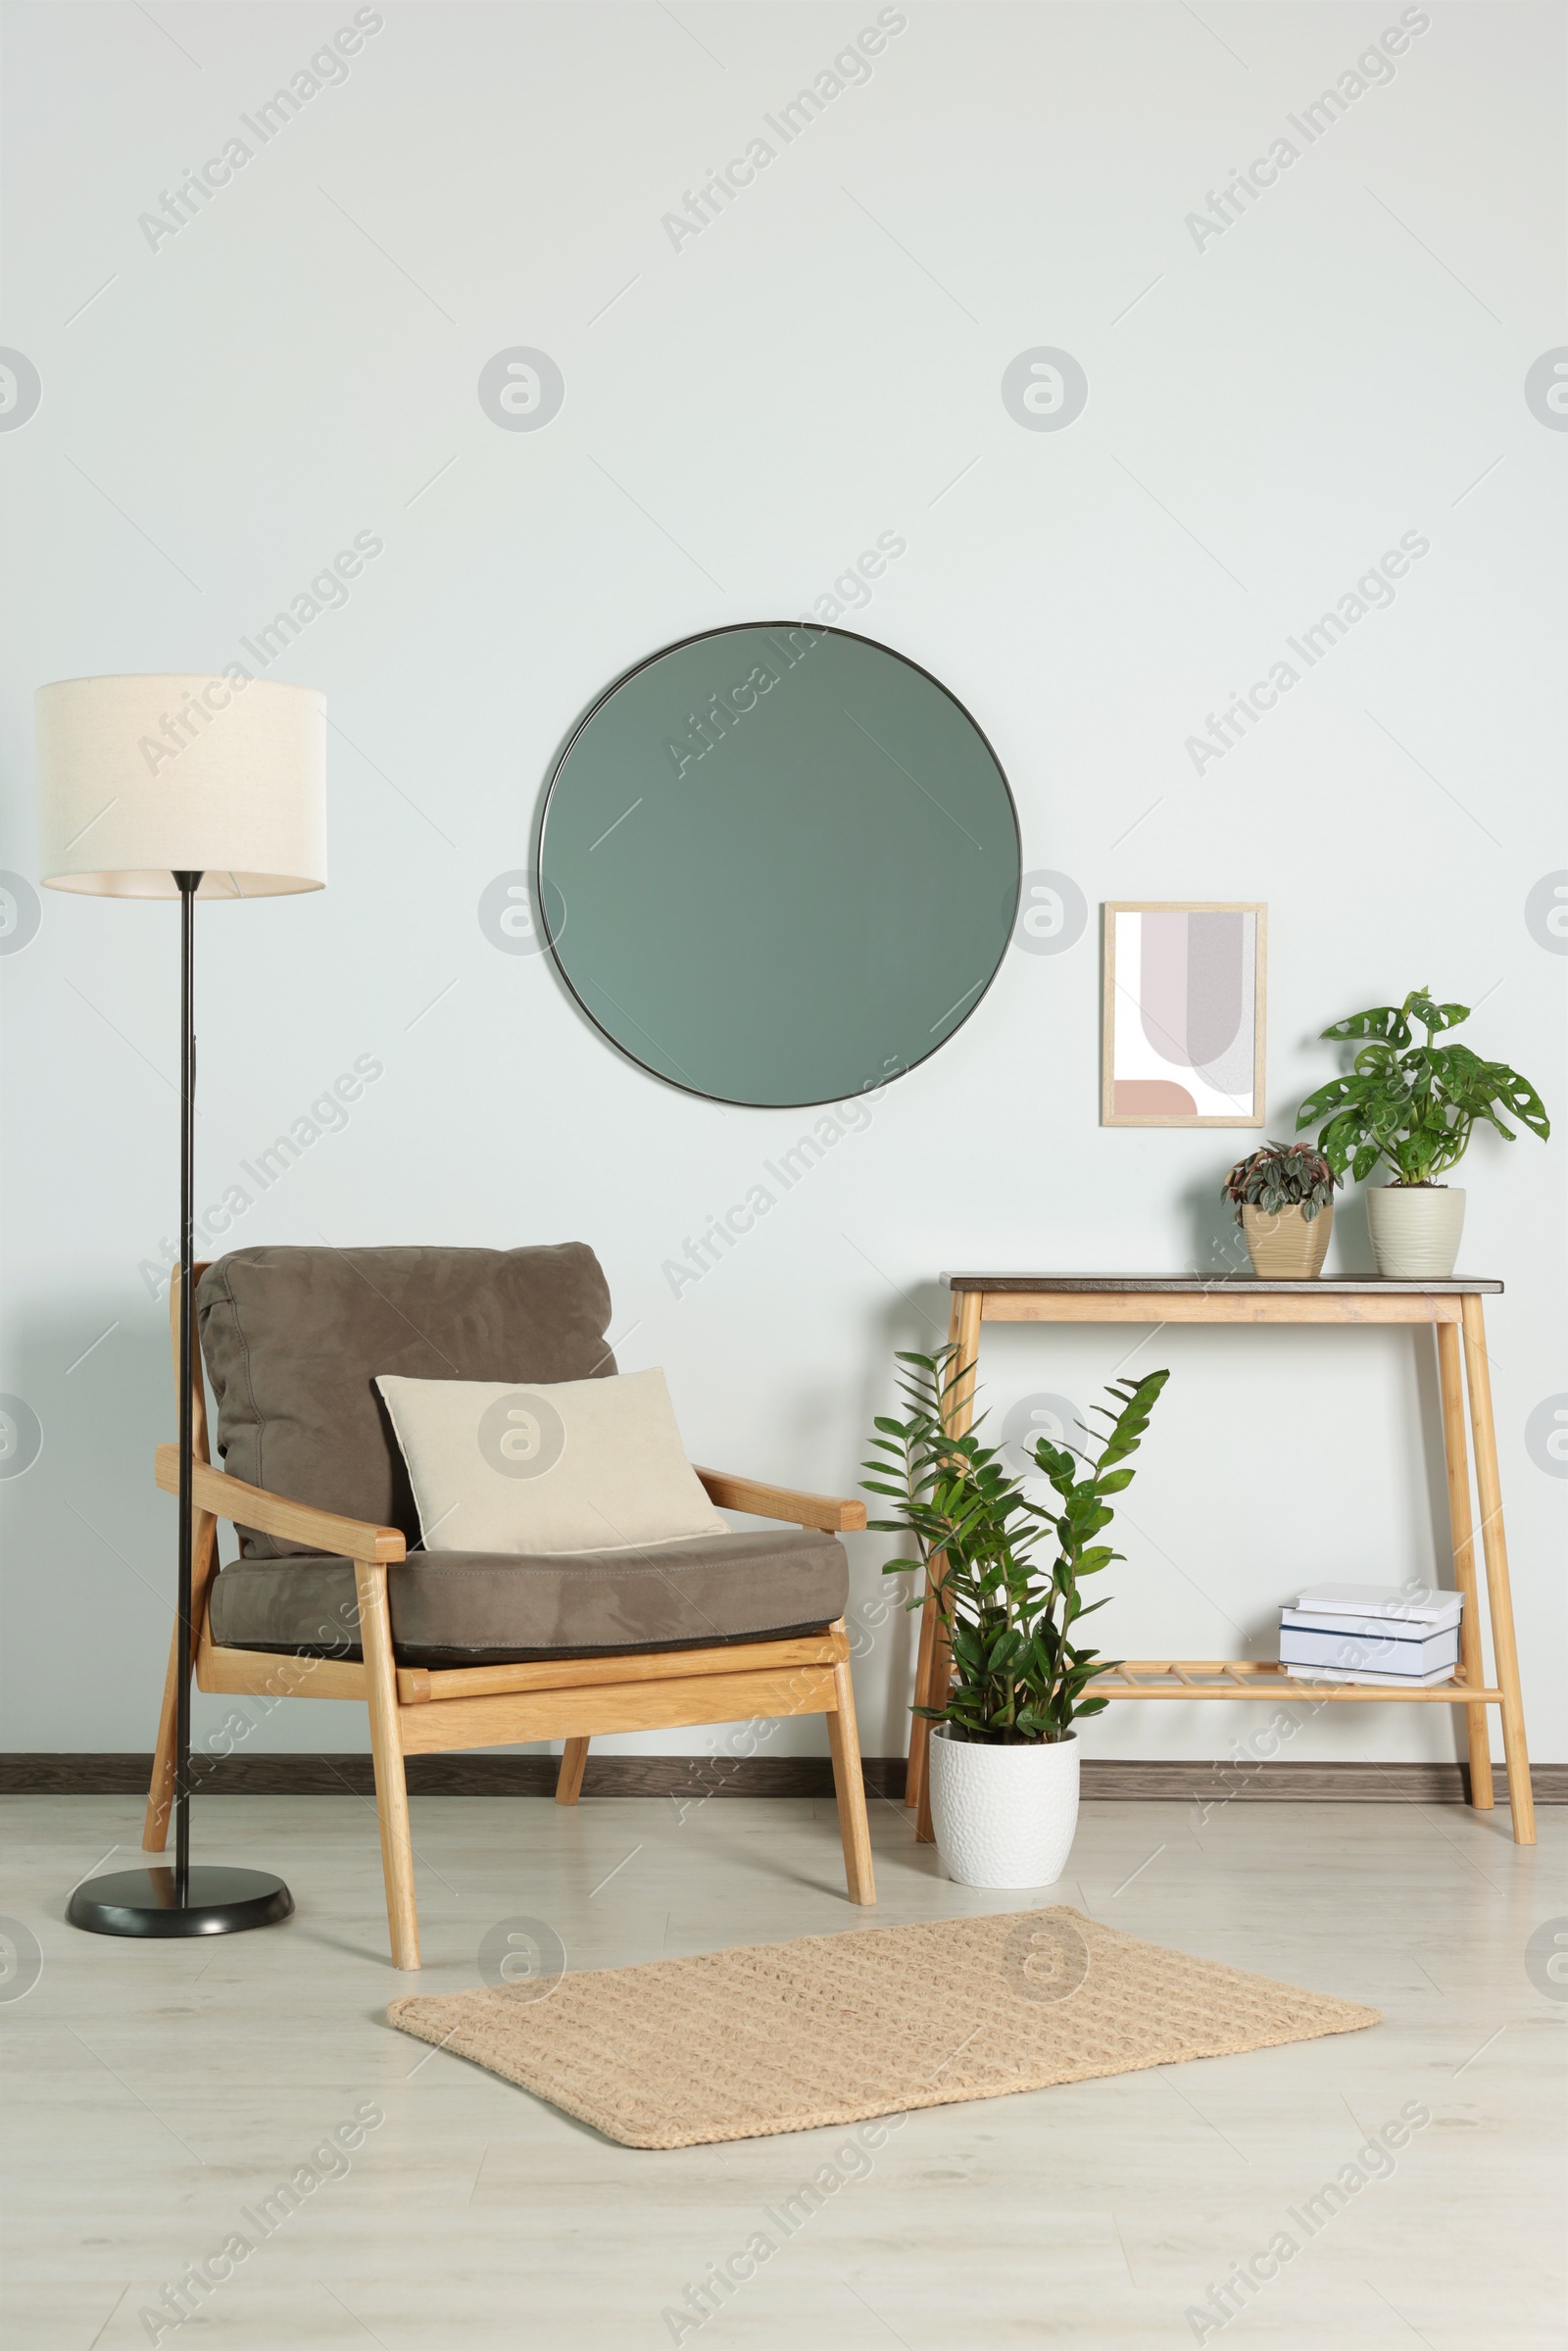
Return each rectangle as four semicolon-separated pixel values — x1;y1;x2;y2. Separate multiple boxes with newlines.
4;1789;1563;2350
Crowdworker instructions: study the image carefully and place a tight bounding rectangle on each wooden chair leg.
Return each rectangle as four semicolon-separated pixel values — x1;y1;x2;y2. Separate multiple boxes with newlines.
1460;1298;1536;1844
1436;1320;1493;1809
354;1558;420;1968
143;1617;184;1852
556;1738;589;1804
143;1504;219;1852
147;1268;220;1852
827;1658;876;1905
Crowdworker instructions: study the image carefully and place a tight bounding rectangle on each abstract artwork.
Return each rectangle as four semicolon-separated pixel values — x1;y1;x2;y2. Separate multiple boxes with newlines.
1102;903;1266;1126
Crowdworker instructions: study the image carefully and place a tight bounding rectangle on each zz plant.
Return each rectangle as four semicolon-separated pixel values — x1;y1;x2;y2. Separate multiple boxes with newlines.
863;1349;1169;1744
1296;987;1549;1184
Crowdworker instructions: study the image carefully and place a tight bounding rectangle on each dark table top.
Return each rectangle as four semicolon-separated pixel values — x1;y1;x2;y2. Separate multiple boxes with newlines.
943;1272;1503;1294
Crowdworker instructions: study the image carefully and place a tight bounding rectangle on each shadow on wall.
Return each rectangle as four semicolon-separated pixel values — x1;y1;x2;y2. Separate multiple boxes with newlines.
3;1300;181;1735
1176;1165;1381;1280
834;1276;949;1749
4;1265;1471;1766
876;1257;1472;1774
1;1298;363;1754
1170;1172;1456;1609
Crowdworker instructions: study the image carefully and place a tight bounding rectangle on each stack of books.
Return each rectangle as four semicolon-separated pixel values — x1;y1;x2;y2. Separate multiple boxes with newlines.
1279;1583;1464;1687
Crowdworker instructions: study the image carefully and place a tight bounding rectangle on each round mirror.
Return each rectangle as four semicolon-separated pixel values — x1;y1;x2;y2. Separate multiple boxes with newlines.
537;624;1019;1107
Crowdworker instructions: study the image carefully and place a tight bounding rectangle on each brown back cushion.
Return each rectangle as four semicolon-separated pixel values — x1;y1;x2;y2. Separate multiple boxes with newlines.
197;1244;615;1556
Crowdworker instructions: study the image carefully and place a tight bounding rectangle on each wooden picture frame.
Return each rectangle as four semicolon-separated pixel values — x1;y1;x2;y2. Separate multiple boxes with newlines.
1102;902;1266;1128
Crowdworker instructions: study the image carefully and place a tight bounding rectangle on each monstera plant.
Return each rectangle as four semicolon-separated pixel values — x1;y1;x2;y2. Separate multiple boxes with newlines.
1296;988;1549;1276
1297;989;1549;1184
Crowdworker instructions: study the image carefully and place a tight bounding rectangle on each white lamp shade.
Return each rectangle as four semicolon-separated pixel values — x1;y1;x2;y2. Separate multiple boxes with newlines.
35;674;326;899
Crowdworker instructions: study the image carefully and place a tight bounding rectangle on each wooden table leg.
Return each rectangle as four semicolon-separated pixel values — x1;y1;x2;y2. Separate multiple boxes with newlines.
909;1289;982;1844
912;1590;953;1845
905;1587;937;1813
906;1583;942;1830
1435;1320;1493;1809
1460;1297;1535;1843
905;1291;961;1823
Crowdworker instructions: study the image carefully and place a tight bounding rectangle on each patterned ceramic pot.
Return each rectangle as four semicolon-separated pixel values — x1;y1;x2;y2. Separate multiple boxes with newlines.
928;1728;1080;1890
1365;1185;1466;1278
1241;1200;1333;1277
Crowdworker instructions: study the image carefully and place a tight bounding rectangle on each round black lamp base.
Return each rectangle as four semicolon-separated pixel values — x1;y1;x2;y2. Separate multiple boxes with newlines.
68;1865;294;1940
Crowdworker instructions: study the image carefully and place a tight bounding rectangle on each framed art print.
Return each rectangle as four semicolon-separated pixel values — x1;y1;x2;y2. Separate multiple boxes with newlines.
1102;902;1266;1126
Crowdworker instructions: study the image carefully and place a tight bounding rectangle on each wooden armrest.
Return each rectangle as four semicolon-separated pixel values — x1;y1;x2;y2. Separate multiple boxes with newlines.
155;1444;406;1563
693;1466;866;1535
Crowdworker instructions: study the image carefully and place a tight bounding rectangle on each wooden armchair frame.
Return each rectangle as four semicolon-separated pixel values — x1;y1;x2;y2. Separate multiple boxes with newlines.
144;1267;875;1967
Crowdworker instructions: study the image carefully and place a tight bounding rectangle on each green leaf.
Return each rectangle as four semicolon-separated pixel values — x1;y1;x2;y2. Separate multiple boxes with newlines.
1493;1065;1550;1140
1404;990;1469;1034
1320;1003;1411;1047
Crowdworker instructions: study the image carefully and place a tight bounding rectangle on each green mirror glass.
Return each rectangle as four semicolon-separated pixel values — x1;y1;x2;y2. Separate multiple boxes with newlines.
537;625;1019;1107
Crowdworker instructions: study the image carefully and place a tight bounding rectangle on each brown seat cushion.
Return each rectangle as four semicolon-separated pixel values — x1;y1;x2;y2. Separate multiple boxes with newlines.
206;1528;849;1668
196;1245;614;1558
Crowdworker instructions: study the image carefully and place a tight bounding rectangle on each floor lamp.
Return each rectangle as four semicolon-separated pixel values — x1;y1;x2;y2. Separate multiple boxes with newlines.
37;673;326;1939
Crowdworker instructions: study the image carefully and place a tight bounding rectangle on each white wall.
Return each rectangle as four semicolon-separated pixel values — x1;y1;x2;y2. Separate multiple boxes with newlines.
2;1;1563;1768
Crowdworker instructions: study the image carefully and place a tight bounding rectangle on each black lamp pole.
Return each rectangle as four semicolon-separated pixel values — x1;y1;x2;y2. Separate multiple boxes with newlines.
68;875;293;1939
174;867;196;1900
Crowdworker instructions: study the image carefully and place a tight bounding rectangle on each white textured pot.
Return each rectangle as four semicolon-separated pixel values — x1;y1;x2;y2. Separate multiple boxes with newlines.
927;1727;1080;1890
1365;1184;1466;1278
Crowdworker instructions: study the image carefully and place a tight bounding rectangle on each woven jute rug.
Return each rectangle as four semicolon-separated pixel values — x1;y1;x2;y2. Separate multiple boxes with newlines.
386;1906;1379;2148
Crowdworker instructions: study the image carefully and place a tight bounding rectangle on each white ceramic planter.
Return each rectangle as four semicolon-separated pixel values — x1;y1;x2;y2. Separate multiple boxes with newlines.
1365;1185;1466;1278
927;1727;1080;1890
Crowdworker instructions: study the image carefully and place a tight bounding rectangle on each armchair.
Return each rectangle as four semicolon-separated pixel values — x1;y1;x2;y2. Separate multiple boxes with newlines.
144;1244;873;1967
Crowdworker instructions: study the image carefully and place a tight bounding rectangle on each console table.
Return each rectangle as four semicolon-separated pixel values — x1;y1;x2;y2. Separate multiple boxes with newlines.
905;1274;1534;1845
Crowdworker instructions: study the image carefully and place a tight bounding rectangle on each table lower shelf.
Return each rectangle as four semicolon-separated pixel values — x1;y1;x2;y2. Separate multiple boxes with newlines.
1089;1660;1502;1703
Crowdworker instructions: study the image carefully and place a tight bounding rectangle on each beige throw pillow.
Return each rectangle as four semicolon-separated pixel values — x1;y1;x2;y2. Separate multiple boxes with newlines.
374;1368;729;1555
